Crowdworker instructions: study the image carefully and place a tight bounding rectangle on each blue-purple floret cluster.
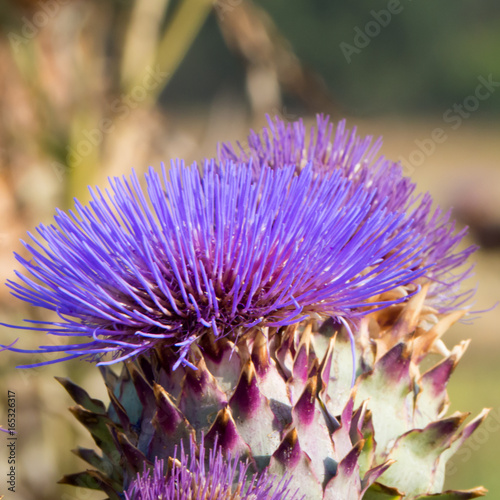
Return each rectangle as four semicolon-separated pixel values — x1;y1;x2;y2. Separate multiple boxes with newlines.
2;116;476;368
125;438;299;500
220;115;477;311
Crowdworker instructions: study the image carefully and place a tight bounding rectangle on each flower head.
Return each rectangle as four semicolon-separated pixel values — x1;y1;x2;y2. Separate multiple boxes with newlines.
125;437;299;500
3;160;427;368
219;115;477;311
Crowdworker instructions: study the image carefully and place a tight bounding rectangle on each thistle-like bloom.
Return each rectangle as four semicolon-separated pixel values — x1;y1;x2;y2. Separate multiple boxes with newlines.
4;160;428;367
219;115;477;311
125;438;299;500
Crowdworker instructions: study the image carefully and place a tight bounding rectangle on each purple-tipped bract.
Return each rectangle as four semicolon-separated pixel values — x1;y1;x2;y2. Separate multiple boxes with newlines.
219;115;477;311
125;437;299;500
4;160;432;367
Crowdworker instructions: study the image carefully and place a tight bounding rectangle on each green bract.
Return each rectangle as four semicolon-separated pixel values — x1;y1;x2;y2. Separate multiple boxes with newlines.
59;287;487;499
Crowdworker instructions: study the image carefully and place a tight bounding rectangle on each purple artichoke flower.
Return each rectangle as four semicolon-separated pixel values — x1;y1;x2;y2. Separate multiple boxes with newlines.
3;160;428;368
125;437;300;500
219;115;477;312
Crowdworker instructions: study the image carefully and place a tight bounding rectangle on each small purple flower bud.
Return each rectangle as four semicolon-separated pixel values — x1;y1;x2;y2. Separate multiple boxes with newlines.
125;437;300;500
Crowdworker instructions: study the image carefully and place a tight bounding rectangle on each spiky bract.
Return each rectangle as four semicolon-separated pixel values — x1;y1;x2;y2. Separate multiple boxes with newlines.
58;287;488;500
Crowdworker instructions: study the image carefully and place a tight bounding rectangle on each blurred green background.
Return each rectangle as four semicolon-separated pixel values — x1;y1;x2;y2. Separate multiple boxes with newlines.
0;1;499;499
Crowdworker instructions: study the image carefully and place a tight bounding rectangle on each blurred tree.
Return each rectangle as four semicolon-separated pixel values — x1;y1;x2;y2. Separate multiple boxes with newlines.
164;0;500;115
